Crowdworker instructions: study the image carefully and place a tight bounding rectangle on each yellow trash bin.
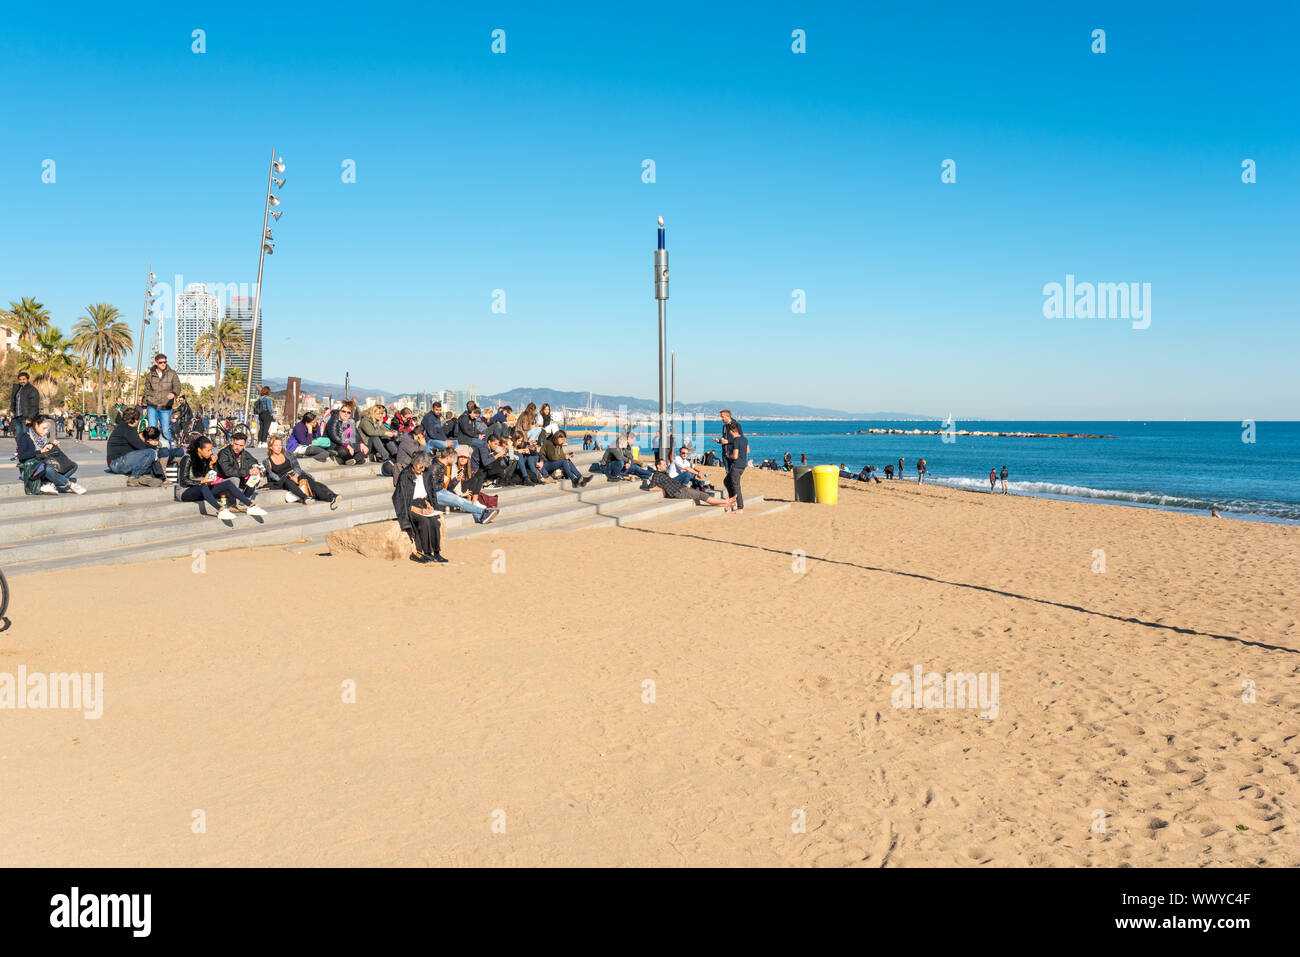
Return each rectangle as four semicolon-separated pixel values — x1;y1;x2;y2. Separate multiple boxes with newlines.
812;465;840;505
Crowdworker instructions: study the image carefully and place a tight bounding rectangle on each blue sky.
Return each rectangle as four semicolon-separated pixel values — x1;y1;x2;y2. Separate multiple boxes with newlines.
2;1;1296;418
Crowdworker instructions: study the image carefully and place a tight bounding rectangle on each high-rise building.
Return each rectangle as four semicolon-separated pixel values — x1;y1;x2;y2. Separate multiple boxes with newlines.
224;296;263;391
176;283;219;376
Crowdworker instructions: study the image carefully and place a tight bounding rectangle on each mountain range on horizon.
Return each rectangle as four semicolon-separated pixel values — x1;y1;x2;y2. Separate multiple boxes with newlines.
262;378;933;420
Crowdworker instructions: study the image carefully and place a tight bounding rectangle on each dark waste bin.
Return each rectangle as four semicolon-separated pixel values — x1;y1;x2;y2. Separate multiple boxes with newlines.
793;465;815;503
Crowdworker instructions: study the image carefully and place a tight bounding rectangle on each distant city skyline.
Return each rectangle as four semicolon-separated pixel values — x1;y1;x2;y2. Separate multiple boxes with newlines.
2;4;1296;419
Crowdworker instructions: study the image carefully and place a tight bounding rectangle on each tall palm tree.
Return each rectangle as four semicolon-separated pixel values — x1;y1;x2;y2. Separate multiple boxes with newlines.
17;326;75;408
71;302;133;414
7;297;52;344
67;357;91;413
195;319;247;399
220;367;247;404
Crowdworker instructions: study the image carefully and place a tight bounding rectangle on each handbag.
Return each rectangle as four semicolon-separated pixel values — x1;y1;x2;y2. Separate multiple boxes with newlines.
311;436;331;447
296;476;313;499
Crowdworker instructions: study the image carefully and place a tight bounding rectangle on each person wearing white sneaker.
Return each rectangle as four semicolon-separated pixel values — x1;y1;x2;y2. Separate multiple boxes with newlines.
69;482;87;495
262;436;339;508
18;415;83;494
175;436;255;520
39;482;59;495
246;504;269;518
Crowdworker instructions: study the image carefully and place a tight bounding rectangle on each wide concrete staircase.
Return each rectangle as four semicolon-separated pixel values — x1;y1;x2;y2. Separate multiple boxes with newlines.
0;450;768;576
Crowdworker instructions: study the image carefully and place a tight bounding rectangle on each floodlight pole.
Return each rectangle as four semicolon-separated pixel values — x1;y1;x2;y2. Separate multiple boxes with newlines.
242;147;276;426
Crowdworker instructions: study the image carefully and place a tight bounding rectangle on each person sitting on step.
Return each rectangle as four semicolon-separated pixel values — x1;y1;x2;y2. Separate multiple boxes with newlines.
393;451;449;565
215;432;264;510
106;406;164;487
358;404;399;463
540;430;591;489
469;434;519;489
176;436;261;521
288;411;331;461
325;402;367;465
17;414;86;494
431;445;498;524
264;434;340;510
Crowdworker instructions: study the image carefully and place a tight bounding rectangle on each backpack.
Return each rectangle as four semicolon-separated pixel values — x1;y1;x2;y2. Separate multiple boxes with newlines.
19;458;46;495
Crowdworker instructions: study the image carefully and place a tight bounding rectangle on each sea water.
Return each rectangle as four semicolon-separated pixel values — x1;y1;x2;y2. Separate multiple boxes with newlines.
719;420;1300;524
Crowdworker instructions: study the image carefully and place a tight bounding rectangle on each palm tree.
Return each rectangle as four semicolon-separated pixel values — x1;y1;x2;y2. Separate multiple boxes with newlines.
67;357;91;413
195;319;247;399
17;326;75;408
7;297;52;344
107;363;130;409
220;367;247;404
71;303;133;414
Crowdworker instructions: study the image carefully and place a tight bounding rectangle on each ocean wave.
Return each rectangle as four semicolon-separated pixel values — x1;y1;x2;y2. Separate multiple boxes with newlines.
931;477;1300;521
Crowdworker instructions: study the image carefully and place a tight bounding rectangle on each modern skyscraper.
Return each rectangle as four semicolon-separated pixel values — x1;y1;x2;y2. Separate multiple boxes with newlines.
224;296;263;391
176;283;219;375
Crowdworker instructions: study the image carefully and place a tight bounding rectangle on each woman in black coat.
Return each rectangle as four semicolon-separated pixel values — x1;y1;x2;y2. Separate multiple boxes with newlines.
392;452;448;565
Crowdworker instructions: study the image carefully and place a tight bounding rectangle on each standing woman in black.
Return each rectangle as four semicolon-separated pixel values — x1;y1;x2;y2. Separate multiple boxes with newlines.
255;386;275;447
724;421;748;512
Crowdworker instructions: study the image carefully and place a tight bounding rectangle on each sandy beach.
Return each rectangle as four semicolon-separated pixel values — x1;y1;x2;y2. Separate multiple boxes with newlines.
1;467;1296;867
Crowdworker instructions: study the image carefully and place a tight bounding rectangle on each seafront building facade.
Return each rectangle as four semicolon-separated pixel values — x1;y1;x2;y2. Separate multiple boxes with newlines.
224;296;263;392
175;283;219;390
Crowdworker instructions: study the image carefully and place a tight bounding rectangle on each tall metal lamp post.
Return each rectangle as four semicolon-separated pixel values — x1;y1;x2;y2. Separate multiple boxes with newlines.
242;149;285;426
132;264;157;406
654;216;669;462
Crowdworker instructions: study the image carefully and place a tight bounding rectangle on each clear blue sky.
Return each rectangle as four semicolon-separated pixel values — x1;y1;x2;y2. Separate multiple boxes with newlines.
2;1;1296;418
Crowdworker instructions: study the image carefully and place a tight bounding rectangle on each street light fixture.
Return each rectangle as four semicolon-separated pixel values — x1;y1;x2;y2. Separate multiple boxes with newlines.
242;149;285;427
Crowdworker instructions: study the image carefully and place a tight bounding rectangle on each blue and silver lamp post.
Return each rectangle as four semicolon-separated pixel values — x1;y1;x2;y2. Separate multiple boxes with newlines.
654;216;669;463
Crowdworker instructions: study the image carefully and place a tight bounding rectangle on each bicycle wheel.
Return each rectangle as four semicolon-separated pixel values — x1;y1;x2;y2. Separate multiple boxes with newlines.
0;567;9;621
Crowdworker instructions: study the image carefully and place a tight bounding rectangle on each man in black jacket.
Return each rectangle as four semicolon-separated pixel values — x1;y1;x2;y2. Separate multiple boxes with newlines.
215;433;268;516
452;402;486;448
106;407;164;486
420;401;452;452
11;371;40;426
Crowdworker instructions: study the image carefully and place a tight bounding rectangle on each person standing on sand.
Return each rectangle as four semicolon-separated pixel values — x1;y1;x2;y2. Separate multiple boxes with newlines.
1000;465;1008;493
917;458;927;484
724;421;748;511
712;409;737;462
989;467;997;492
898;456;905;481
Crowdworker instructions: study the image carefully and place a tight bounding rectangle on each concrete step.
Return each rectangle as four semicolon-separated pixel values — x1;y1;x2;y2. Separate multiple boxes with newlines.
1;478;573;561
600;494;702;522
0;473;398;537
0;488;401;563
446;499;598;540
623;495;778;527
3;505;397;577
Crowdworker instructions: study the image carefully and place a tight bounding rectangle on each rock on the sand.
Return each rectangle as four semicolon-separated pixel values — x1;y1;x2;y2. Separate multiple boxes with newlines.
327;522;415;561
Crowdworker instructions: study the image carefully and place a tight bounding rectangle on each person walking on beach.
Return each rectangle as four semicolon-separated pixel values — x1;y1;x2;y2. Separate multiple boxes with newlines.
999;465;1008;493
724;421;748;511
898;456;905;481
917;458;927;484
989;467;997;492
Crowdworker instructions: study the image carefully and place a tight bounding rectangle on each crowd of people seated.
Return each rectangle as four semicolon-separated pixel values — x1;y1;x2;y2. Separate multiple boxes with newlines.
12;388;759;561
